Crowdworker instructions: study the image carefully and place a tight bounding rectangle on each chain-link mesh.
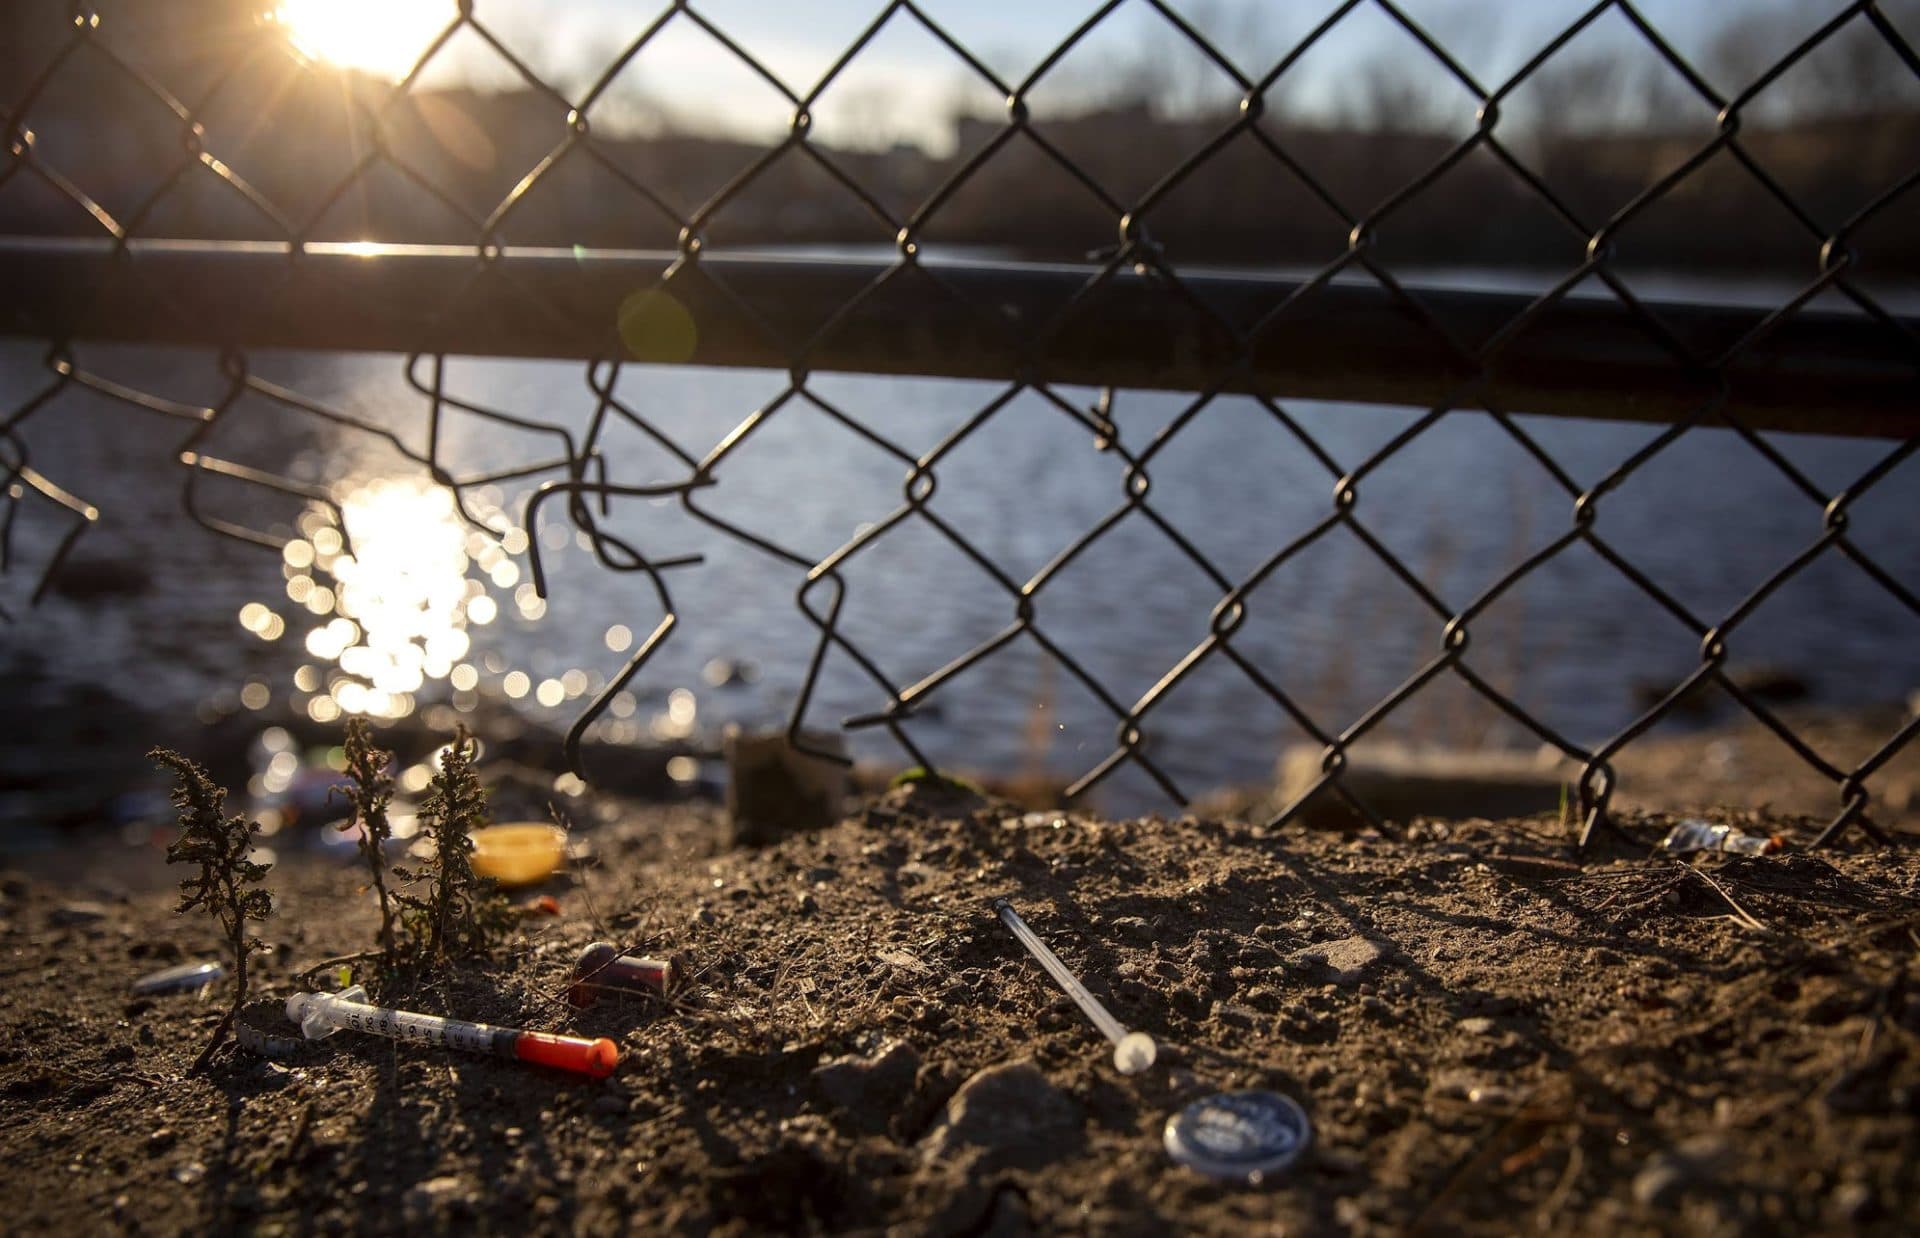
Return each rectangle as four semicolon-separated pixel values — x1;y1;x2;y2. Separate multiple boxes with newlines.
4;1;1918;848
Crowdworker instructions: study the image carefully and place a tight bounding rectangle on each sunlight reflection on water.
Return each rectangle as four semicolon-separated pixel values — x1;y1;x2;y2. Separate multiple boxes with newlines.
239;474;555;725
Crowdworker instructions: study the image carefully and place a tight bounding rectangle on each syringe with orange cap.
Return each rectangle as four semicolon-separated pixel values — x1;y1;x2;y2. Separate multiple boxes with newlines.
285;986;619;1079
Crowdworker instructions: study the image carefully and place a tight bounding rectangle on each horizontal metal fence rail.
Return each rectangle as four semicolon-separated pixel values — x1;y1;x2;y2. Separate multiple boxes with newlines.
3;1;1918;850
5;239;1919;438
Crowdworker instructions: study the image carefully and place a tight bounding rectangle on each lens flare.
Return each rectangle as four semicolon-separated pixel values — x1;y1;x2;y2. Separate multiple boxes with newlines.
273;0;450;81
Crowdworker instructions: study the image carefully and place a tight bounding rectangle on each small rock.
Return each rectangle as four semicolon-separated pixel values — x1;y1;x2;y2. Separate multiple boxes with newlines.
1458;1016;1497;1036
172;1162;206;1186
1169;986;1209;1019
811;1039;921;1130
403;1175;473;1223
918;1179;999;1238
1211;1003;1258;1028
1633;1137;1729;1208
1107;916;1151;942
248;1060;294;1090
920;1059;1082;1170
795;891;819;915
1430;1069;1510;1107
1293;935;1387;985
1466;1082;1513;1107
147;1128;177;1152
51;901;110;926
1632;1156;1687;1208
981;1186;1030;1237
1831;1180;1876;1223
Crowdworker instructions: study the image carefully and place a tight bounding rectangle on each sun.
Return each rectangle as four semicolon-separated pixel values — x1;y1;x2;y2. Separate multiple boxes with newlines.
273;0;455;80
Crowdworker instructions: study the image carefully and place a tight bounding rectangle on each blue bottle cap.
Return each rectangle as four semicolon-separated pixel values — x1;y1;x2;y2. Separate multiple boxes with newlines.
1163;1089;1312;1182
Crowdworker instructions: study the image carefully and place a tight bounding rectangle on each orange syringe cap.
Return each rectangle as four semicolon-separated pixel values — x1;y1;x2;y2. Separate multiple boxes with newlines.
514;1030;620;1078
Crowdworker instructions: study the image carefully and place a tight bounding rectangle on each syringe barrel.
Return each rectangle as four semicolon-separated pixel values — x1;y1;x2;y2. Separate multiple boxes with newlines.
287;991;619;1077
994;899;1129;1046
329;1000;517;1058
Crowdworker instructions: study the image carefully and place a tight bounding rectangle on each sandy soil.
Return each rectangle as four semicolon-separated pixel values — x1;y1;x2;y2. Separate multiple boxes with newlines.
1;784;1917;1235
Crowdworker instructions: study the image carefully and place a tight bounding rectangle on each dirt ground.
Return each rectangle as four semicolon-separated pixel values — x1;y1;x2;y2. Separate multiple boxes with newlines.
2;782;1917;1235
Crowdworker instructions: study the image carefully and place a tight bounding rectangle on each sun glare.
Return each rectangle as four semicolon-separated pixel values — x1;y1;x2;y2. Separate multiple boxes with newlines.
274;0;452;80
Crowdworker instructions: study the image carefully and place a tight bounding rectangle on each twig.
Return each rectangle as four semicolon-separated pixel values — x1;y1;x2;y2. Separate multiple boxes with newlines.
551;800;610;939
1591;870;1684;913
63;1064;169;1090
189;1013;235;1073
1681;862;1769;933
275;1098;316;1167
298;950;386;989
1538;1140;1584;1230
1628;912;1920;1056
1410;1075;1585;1235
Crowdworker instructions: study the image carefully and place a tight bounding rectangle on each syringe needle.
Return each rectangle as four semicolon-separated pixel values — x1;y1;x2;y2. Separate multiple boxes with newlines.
994;897;1156;1075
286;986;619;1079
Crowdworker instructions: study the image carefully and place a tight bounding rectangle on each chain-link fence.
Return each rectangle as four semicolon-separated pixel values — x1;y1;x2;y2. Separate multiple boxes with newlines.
3;1;1918;848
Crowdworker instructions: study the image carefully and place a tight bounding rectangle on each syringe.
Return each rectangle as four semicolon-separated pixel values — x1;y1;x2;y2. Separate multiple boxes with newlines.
286;986;620;1079
993;897;1157;1075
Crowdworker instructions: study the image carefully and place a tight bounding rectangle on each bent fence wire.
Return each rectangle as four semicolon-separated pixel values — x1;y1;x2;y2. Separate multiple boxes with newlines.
2;1;1917;848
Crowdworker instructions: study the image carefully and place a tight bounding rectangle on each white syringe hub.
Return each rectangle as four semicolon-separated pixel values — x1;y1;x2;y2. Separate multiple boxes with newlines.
1114;1030;1157;1075
286;985;366;1040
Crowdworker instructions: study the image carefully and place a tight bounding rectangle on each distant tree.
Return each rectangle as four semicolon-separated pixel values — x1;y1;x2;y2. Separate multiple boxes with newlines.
834;82;903;151
1708;6;1919;122
1521;53;1627;139
1341;52;1444;133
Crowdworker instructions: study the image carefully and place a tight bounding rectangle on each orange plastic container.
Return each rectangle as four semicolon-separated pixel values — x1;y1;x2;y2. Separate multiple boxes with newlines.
470;822;568;886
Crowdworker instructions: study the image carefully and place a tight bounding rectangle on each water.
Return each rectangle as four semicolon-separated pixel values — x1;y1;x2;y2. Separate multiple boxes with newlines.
4;265;1917;809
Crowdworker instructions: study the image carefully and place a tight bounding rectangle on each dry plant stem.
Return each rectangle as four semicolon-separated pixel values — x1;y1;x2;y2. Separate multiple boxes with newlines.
275;1099;317;1169
298;949;386;989
190;1014;233;1073
1680;861;1770;932
1411;1077;1576;1235
393;725;513;968
553;802;607;937
150;748;272;1072
339;718;398;960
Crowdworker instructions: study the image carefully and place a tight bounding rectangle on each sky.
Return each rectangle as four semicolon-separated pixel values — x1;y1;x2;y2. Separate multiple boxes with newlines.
276;0;1909;152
